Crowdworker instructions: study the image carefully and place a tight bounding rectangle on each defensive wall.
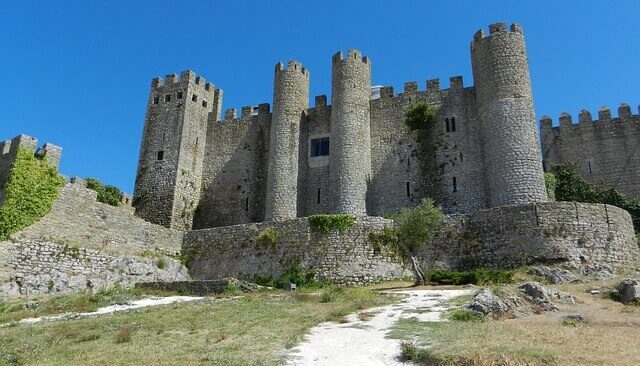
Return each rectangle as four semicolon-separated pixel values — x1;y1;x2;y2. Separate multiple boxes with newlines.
184;202;639;285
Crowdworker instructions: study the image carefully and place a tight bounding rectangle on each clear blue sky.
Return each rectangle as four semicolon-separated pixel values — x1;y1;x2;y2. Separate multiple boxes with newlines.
1;1;638;193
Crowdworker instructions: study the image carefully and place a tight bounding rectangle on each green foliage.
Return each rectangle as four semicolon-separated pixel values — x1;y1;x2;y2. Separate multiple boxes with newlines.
554;164;640;229
0;148;66;240
308;214;355;234
425;268;513;286
253;266;320;289
224;281;240;295
114;326;133;344
85;178;122;206
156;257;166;270
320;286;343;303
368;227;401;255
544;172;557;201
404;102;437;132
447;308;486;322
394;198;444;255
254;226;278;250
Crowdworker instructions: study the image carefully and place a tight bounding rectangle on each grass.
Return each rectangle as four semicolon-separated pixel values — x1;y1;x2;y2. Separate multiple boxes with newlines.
388;281;640;366
0;287;393;366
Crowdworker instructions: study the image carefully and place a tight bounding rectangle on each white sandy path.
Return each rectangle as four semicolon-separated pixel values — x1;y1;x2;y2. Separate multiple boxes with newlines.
14;296;203;325
286;289;472;366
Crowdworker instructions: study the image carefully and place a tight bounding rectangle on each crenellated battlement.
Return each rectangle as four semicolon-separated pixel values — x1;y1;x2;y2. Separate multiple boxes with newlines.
151;70;216;95
376;76;467;98
275;60;309;77
473;22;523;42
540;102;640;130
220;103;271;123
332;50;370;65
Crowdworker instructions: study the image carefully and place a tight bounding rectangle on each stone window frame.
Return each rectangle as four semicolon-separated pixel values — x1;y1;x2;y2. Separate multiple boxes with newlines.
308;134;330;168
157;150;164;161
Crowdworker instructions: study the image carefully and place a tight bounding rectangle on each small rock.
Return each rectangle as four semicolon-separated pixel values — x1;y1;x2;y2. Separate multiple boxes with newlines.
614;279;640;304
23;300;39;310
562;313;586;324
529;266;580;284
518;282;576;310
466;288;507;316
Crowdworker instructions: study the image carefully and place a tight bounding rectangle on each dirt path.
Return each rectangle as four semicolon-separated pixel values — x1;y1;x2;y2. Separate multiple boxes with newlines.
286;289;471;366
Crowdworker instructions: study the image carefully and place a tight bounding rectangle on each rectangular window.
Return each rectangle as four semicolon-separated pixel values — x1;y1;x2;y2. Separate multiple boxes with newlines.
452;177;457;192
406;182;411;197
153;96;159;105
587;161;592;174
157;151;164;161
202;100;208;108
177;91;183;99
310;137;330;157
317;188;321;204
245;197;249;211
165;94;171;102
192;94;198;102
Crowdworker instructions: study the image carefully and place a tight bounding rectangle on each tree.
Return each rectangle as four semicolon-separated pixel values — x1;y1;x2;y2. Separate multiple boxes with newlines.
394;198;444;285
404;102;437;132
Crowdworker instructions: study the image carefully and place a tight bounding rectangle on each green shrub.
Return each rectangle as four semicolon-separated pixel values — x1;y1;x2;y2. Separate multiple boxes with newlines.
308;214;355;234
114;326;133;344
254;226;278;250
252;266;319;289
544;172;556;201
156;257;166;270
0;147;66;240
405;102;437;132
425;268;513;286
368;227;400;255
394;198;444;255
86;178;122;206
448;308;485;322
320;286;342;303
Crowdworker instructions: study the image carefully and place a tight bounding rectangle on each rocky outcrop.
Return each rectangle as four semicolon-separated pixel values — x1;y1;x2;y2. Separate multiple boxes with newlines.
0;239;189;297
614;279;640;304
528;266;580;284
518;282;576;311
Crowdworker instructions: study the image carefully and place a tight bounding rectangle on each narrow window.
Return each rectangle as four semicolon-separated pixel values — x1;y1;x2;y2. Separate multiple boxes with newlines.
162;133;166;141
153;96;159;105
445;118;450;132
406;182;411;197
452;177;457;192
165;94;171;102
587;161;592;174
317;188;321;204
245;197;249;211
157;151;164;161
202;100;208;108
177;91;183;99
195;137;199;145
451;117;456;132
192;94;198;102
459;152;463;162
310;137;330;157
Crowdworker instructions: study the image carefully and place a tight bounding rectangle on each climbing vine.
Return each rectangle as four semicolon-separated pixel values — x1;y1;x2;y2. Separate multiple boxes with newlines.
86;178;122;206
308;214;355;234
404;102;437;136
0;148;66;240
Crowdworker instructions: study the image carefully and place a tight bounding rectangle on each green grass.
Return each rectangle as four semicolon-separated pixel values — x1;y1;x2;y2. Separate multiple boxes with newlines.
0;288;392;366
447;309;485;322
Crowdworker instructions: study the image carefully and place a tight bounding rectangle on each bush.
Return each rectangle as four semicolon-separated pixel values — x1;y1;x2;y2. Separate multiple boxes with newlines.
405;102;437;132
395;198;444;254
368;227;400;255
447;308;485;322
544;172;556;201
86;178;122;206
254;226;278;250
253;266;319;289
0;148;66;240
425;268;513;286
308;214;355;234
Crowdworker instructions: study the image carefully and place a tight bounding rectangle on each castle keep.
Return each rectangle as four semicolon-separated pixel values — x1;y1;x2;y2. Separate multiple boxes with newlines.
134;22;551;230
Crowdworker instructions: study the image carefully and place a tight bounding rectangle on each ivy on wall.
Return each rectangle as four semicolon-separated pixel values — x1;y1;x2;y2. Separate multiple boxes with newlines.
86;178;122;206
308;214;355;234
0;148;66;240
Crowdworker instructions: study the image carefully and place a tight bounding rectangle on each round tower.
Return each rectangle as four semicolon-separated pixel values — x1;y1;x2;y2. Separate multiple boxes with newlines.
265;60;309;221
471;23;547;207
329;50;372;215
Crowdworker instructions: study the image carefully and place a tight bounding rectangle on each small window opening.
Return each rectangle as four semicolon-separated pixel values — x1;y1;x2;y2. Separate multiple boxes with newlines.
153;96;159;105
202;100;208;108
192;94;198;102
317;188;321;204
587;161;592;174
157;151;164;161
452;177;458;193
177;91;183;99
245;197;249;211
445;118;450;132
310;137;330;157
195;137;199;145
406;182;411;197
162;133;166;141
459;152;463;162
451;117;456;132
165;94;171;102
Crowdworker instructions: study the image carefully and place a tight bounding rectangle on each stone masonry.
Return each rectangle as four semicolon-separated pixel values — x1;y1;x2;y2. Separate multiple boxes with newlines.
134;22;550;230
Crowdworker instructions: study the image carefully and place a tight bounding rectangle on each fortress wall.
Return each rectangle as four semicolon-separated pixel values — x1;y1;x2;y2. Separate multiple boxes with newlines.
12;180;183;256
193;107;271;228
185;202;638;285
300;96;332;216
0;239;188;297
369;78;485;216
184;216;409;286
540;106;640;199
420;202;639;271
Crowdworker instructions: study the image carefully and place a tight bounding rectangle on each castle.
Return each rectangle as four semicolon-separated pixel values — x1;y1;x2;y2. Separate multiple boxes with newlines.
130;22;638;231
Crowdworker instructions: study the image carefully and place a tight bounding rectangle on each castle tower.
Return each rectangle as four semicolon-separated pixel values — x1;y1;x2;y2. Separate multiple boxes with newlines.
471;23;547;207
265;61;309;221
133;70;222;229
329;50;372;215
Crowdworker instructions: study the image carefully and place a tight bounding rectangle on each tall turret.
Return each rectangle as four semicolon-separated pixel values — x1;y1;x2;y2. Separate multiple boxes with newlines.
471;23;547;207
133;70;222;229
265;61;309;220
329;50;372;215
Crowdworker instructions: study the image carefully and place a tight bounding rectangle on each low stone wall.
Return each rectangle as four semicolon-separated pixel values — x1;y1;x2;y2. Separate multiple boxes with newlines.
0;239;189;297
419;202;639;271
12;181;183;256
184;216;410;286
185;202;639;285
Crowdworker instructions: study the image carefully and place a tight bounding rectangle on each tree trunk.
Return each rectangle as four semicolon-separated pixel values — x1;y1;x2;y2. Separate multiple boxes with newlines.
410;254;426;286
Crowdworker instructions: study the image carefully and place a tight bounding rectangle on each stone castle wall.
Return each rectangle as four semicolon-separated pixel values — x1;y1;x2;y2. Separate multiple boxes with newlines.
541;105;640;200
13;180;182;256
184;202;638;285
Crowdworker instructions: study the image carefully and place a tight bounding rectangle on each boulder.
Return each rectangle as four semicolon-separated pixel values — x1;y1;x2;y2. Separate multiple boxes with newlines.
528;266;580;284
465;288;508;316
518;282;576;310
614;279;640;304
580;264;614;280
562;313;586;325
